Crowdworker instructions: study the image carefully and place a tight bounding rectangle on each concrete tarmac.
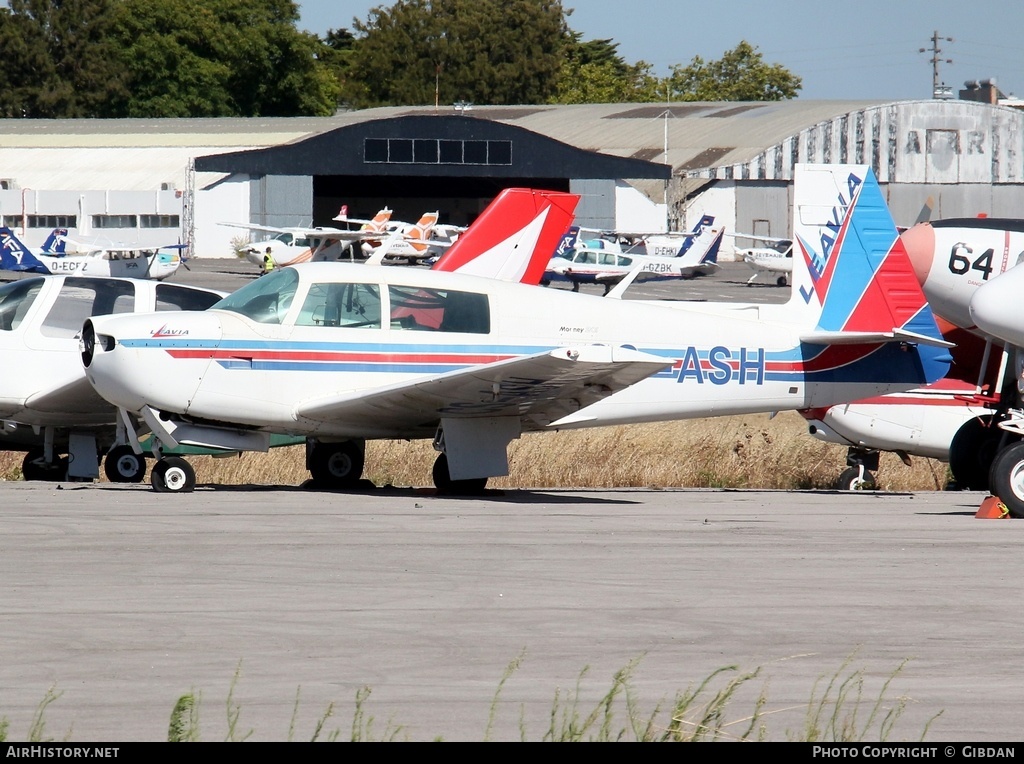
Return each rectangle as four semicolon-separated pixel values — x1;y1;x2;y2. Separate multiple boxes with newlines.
1;482;1020;742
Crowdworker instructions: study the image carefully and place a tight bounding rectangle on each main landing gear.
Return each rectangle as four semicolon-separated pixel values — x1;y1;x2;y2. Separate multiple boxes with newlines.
151;456;196;493
431;453;488;495
306;440;365;489
104;444;147;483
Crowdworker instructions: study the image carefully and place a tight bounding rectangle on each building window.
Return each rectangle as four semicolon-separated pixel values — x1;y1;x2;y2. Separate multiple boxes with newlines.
365;138;512;166
139;215;180;228
27;215;77;228
93;215;137;228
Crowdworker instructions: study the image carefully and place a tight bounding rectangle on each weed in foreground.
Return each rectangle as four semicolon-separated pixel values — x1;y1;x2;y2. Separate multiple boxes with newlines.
4;654;940;742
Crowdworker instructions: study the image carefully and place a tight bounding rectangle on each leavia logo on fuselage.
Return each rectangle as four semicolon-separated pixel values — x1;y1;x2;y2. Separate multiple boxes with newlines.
798;172;862;305
152;324;189;338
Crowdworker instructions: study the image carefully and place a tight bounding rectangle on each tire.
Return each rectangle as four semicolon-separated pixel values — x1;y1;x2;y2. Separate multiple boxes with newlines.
837;466;876;491
21;449;68;482
309;441;364;488
776;275;787;287
151;457;196;493
104;445;146;483
431;453;488;495
989;442;1024;519
949;416;1003;491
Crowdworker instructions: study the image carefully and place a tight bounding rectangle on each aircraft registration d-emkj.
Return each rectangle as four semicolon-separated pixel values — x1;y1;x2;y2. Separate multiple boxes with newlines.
0;275;224;482
0;227;184;281
543;215;724;293
81;164;952;493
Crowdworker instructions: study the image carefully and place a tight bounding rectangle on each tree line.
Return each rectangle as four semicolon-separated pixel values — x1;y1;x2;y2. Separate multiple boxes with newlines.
0;0;801;119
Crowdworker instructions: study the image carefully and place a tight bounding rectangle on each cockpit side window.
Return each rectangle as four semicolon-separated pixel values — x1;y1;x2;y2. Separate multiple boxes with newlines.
41;278;135;338
389;286;490;334
295;282;381;329
213;267;298;324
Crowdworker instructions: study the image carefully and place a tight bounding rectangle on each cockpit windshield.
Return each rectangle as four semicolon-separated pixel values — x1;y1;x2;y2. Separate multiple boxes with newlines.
212;267;299;324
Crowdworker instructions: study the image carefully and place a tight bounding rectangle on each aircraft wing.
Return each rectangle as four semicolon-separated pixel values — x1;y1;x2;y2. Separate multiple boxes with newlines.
220;222;372;242
294;345;671;431
25;375;112;416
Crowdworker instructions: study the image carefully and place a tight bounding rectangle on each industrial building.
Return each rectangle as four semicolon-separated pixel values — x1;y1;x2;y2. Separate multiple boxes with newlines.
1;97;1022;259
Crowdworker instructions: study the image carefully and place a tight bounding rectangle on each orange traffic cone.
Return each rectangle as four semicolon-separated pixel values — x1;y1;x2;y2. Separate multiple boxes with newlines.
976;496;1011;519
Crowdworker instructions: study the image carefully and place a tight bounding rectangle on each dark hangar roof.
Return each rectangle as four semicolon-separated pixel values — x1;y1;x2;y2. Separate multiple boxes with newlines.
194;114;670;180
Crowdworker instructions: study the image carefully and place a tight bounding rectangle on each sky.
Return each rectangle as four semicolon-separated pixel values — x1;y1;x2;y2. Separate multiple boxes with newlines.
299;0;1024;102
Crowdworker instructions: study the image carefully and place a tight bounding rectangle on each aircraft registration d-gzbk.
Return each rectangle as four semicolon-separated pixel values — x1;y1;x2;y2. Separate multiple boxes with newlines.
81;165;952;493
0;275;224;482
543;215;724;293
0;227;183;281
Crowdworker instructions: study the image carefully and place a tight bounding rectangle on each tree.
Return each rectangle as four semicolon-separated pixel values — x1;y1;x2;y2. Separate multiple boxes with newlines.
667;41;801;101
0;0;128;117
553;32;661;104
107;0;340;117
341;0;567;109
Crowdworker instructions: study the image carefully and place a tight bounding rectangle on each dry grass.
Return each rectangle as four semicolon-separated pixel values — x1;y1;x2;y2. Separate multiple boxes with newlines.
0;412;951;491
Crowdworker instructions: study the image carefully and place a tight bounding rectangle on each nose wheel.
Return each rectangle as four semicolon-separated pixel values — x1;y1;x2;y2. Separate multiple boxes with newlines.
151;456;196;493
104;445;147;483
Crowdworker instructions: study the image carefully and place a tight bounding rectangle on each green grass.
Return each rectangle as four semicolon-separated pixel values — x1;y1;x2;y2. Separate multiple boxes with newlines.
2;653;940;742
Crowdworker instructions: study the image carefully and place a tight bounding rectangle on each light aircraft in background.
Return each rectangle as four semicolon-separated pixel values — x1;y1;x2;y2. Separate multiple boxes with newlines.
543;215;724;293
1;227;184;281
727;232;793;286
80;165;951;494
223;215;390;268
0;275;224;482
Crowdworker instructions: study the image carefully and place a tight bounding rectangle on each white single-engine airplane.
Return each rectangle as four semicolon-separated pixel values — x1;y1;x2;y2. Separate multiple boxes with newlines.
0;275;225;482
543;215;724;293
1;227;184;281
728;232;794;286
81;165;952;494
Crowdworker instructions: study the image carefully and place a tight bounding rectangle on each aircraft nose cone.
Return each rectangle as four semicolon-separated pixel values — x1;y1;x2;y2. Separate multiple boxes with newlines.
899;223;935;287
970;266;1024;346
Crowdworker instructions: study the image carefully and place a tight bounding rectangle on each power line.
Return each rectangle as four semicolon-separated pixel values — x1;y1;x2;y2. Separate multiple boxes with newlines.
920;30;954;99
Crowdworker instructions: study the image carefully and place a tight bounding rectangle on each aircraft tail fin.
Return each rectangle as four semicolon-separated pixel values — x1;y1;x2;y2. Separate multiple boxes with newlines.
40;228;68;255
675;215;716;257
0;227;49;273
787;164;950;383
363;207;393;233
431;188;580;283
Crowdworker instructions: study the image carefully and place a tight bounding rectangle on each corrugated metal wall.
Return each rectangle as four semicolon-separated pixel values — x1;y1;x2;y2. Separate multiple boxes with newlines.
250;175;313;228
571;179;616;230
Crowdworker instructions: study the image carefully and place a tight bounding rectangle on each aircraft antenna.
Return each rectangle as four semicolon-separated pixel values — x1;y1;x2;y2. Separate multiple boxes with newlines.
919;30;954;100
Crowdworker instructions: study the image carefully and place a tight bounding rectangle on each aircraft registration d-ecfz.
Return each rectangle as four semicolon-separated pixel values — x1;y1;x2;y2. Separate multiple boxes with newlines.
81;164;953;493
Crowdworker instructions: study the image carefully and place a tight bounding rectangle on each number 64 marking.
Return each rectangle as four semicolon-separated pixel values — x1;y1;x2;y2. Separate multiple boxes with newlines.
948;242;993;280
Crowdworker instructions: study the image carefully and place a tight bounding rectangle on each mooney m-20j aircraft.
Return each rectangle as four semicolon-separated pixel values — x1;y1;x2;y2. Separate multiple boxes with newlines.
1;227;183;281
81;165;952;493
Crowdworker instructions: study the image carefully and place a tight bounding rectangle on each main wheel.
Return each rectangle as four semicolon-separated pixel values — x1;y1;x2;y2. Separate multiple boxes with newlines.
151;456;196;493
837;466;876;491
949;416;1003;490
776;275;788;287
989;442;1024;519
308;441;364;488
21;449;68;482
104;445;146;483
431;453;488;495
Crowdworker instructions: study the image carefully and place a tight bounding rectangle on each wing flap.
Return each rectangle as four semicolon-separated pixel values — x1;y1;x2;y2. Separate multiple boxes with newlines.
800;329;955;348
294;345;671;434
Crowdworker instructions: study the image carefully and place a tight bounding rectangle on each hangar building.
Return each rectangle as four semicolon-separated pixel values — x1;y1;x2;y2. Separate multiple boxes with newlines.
1;98;1021;259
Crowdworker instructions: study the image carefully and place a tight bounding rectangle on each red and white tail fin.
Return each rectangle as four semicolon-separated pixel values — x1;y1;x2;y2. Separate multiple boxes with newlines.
432;188;580;283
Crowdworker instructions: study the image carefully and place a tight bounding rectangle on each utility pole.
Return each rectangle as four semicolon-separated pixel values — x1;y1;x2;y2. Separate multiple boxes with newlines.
920;30;954;99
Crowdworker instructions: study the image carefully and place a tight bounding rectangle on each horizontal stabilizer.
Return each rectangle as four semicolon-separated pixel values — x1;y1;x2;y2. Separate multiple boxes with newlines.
800;329;955;348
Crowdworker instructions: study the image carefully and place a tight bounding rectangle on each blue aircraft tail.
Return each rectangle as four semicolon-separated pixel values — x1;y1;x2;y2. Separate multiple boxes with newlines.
0;227;50;274
675;215;716;257
553;226;579;259
40;228;68;255
780;164;950;388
